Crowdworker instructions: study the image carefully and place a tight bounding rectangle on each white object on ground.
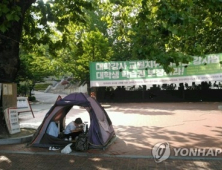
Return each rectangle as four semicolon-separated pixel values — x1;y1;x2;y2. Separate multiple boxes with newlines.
61;143;72;154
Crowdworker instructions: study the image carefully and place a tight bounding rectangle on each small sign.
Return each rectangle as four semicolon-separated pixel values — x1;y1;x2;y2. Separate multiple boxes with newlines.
4;108;20;134
3;84;12;95
17;97;35;118
17;97;29;108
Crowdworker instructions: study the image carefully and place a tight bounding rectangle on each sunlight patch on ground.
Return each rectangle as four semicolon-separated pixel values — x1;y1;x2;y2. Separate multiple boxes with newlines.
94;166;112;170
0;156;11;163
0;155;12;169
90;158;102;161
69;159;75;163
125;141;149;148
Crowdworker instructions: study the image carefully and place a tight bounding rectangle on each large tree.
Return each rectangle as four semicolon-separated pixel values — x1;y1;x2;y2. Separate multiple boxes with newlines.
131;0;222;72
0;0;35;82
0;0;92;83
0;0;92;135
97;0;222;72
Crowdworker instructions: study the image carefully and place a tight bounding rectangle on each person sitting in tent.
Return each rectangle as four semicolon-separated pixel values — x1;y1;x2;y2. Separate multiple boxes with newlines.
64;117;84;140
46;121;59;138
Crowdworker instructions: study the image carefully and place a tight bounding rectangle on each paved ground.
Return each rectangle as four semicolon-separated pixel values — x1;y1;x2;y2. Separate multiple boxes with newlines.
1;153;222;170
1;91;222;169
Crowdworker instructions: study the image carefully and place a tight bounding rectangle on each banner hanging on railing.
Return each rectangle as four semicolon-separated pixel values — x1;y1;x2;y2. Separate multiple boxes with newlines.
90;53;222;87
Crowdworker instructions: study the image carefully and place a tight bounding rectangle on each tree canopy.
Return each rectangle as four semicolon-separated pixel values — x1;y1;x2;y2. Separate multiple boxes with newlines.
1;0;222;84
0;0;93;82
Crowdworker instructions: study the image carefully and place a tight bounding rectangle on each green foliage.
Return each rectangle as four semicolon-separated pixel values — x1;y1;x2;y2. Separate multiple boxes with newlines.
28;96;36;102
21;0;93;56
17;48;53;80
74;30;113;85
17;84;29;96
16;45;55;96
2;0;222;85
130;0;222;72
0;0;21;33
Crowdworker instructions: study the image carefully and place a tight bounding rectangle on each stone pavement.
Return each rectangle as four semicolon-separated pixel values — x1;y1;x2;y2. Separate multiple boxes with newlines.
1;91;222;169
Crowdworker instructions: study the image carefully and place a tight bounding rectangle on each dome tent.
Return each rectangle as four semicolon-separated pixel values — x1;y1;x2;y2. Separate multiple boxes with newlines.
29;93;116;150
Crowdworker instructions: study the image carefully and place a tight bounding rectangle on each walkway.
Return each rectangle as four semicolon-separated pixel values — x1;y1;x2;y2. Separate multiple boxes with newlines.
1;91;222;169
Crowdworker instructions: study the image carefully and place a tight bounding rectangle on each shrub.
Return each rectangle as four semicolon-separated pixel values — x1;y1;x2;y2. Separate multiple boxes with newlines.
28;96;36;102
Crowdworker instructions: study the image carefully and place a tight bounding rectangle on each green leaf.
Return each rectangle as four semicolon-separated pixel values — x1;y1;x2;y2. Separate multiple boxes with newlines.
6;13;13;21
1;5;9;14
0;24;7;33
14;15;20;22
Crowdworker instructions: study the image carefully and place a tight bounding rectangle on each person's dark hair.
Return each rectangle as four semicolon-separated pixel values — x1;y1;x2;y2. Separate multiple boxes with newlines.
74;118;82;124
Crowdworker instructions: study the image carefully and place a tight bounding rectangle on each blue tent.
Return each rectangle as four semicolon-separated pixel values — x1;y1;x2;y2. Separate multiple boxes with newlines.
29;93;116;150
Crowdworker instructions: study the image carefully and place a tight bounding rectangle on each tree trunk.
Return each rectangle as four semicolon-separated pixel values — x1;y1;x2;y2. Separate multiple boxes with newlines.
0;0;35;136
0;0;35;83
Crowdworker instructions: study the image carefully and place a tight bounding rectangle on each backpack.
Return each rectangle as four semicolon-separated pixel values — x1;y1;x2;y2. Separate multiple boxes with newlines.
74;132;88;151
